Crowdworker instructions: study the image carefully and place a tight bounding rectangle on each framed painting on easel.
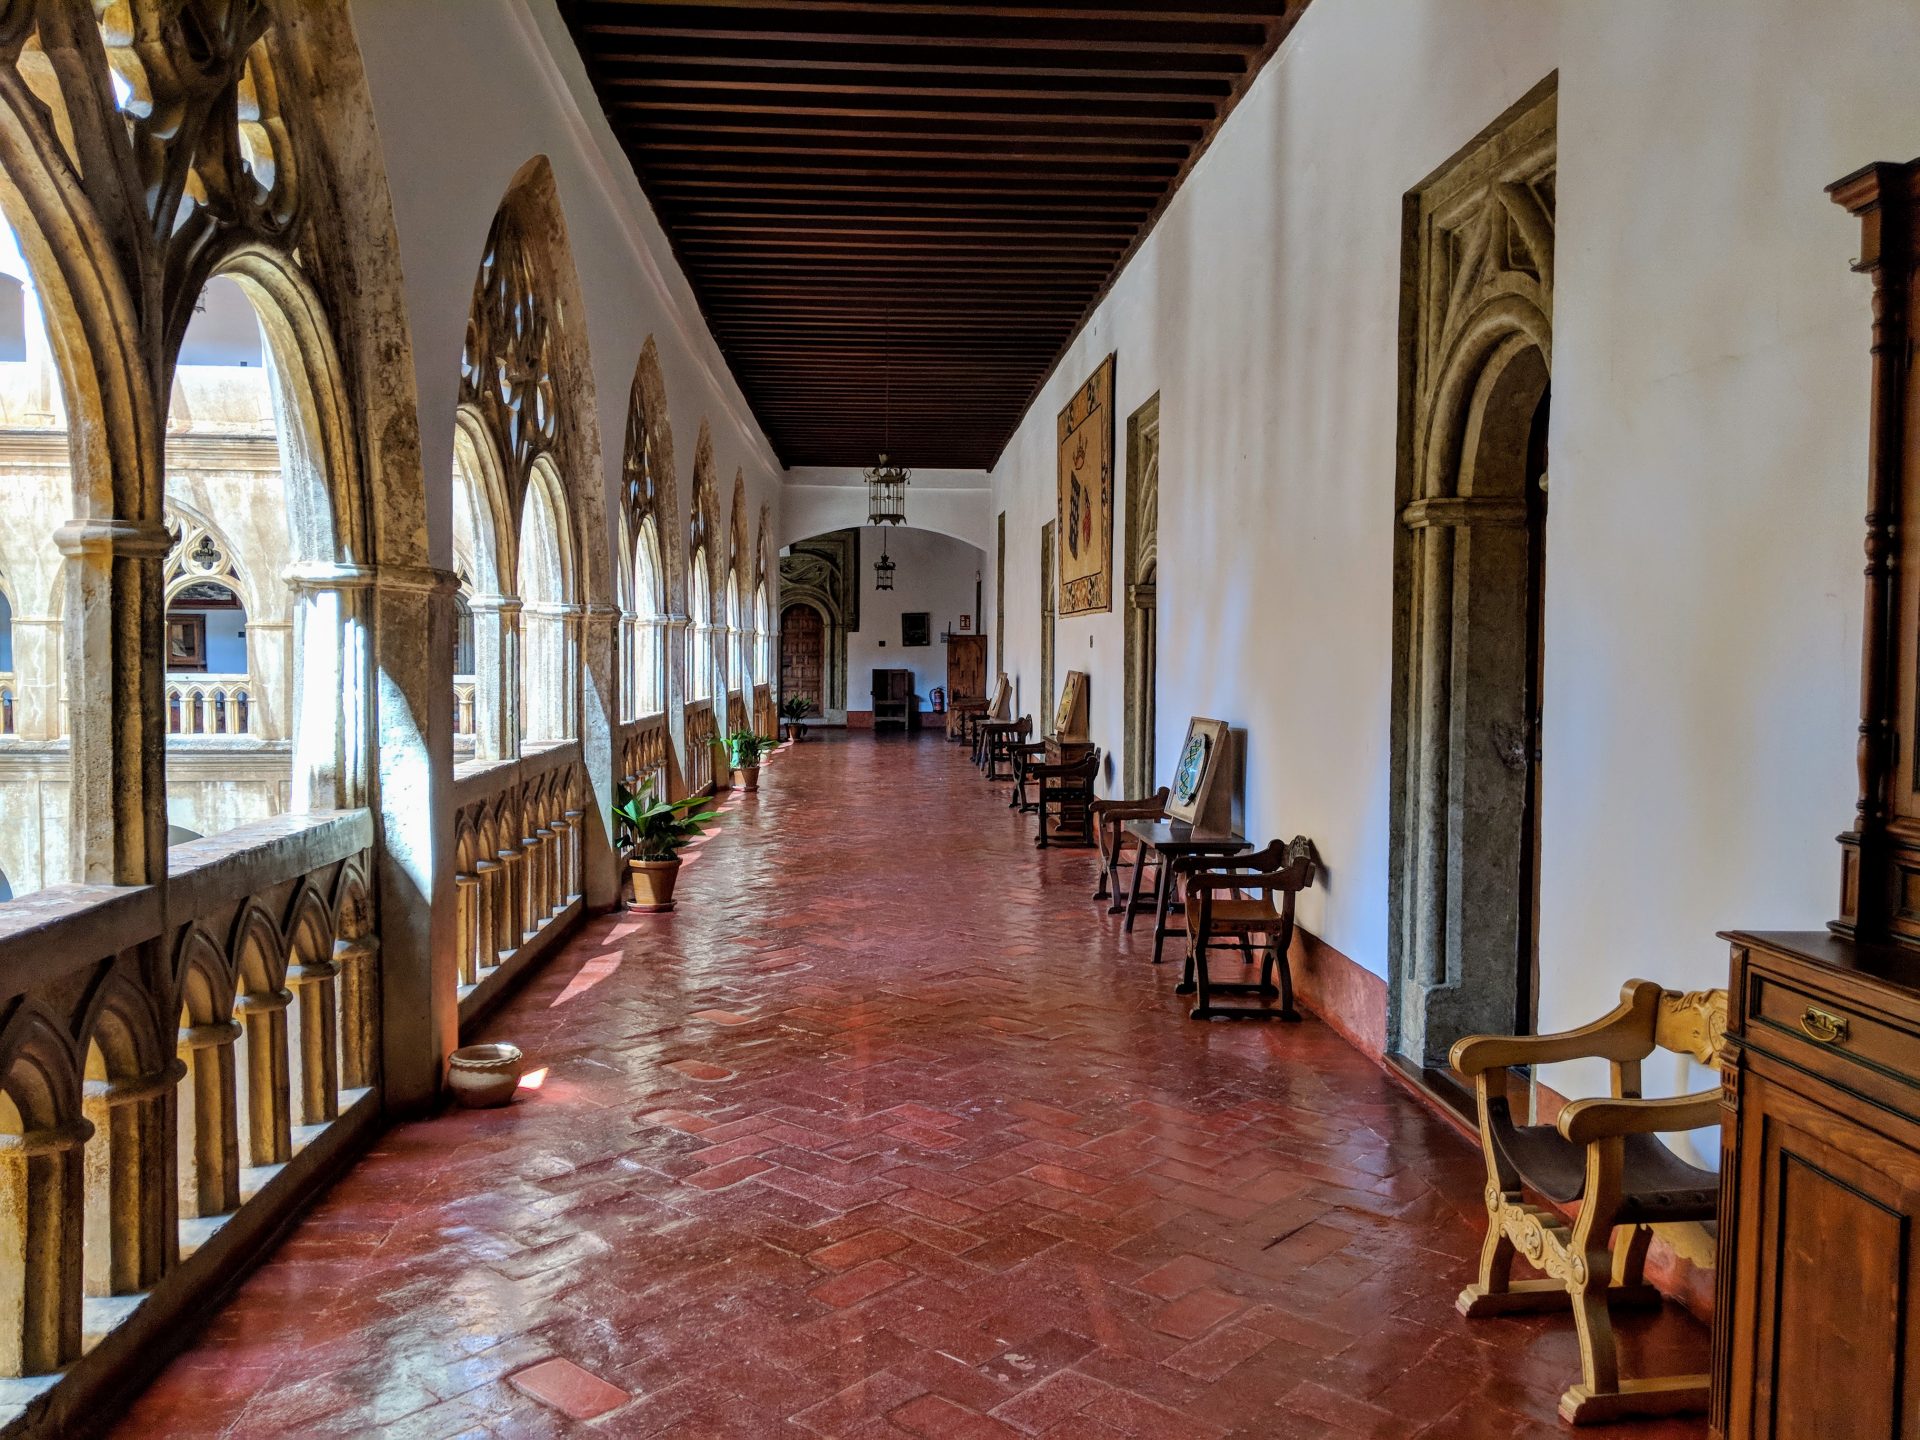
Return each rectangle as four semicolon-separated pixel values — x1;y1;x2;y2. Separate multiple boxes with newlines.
1166;716;1232;830
1057;354;1115;617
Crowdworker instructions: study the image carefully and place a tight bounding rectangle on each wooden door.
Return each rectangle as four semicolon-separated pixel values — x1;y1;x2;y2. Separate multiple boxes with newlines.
780;604;824;713
1728;1071;1920;1439
946;635;986;701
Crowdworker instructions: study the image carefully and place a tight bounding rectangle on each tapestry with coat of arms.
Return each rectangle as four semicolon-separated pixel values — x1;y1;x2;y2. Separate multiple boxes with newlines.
1056;354;1115;616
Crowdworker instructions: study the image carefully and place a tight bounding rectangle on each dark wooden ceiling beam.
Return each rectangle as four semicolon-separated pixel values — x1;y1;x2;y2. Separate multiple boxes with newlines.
588;37;1247;81
558;0;1308;467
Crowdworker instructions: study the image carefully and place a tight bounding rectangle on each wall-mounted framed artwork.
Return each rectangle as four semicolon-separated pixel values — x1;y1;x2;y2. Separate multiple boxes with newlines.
902;612;931;647
1166;716;1232;830
1057;353;1116;616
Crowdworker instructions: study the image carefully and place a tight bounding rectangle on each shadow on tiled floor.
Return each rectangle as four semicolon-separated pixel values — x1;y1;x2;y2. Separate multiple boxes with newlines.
112;732;1708;1439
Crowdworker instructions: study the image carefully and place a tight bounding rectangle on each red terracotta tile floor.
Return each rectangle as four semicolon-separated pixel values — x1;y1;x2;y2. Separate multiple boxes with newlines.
112;733;1709;1439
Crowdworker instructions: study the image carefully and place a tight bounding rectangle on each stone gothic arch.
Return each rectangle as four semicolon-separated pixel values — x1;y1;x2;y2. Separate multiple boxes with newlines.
455;154;616;908
619;338;678;725
1388;80;1556;1069
0;0;427;889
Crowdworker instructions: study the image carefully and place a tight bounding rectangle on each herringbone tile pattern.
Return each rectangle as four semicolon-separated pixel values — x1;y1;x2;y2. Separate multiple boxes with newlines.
112;734;1707;1438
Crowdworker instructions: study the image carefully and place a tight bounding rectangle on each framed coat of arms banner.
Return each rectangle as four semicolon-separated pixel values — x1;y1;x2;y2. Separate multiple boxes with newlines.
1057;354;1115;616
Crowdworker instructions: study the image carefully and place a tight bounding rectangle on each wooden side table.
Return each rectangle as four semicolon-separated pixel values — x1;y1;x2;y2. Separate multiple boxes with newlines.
1119;820;1249;965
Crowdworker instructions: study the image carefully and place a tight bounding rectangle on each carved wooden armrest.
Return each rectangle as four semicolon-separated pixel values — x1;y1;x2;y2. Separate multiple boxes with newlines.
1450;984;1662;1078
1090;792;1168;821
1556;1089;1723;1146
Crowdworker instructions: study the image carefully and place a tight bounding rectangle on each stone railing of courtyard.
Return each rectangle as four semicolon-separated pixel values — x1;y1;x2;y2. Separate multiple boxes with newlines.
683;699;718;796
617;712;671;803
165;675;251;736
0;809;377;1435
449;741;585;1026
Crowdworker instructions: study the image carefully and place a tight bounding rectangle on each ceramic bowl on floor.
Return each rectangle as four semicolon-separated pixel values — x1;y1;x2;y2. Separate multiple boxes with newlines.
448;1042;524;1108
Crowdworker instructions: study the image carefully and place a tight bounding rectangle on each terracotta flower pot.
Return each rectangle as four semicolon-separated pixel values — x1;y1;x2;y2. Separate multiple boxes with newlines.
448;1042;524;1108
629;856;682;911
784;722;803;742
733;765;760;791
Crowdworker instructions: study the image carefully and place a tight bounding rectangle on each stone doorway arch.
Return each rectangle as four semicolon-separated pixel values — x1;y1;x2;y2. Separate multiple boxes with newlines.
1388;79;1556;1069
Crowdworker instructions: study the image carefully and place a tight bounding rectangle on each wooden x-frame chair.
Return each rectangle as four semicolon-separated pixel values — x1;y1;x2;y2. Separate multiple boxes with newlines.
1175;837;1315;1020
1449;981;1725;1425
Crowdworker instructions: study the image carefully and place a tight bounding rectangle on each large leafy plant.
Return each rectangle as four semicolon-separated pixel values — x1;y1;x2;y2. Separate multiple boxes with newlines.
778;696;814;723
723;729;775;768
613;783;717;862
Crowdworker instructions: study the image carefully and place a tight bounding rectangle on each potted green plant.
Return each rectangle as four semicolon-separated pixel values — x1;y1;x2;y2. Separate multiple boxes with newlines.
724;729;775;791
779;695;813;743
613;782;717;911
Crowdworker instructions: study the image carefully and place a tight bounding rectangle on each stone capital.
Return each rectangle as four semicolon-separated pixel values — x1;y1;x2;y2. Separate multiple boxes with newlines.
1399;496;1529;532
53;516;173;560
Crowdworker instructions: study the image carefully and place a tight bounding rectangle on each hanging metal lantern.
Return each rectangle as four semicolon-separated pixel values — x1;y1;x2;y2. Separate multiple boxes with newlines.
873;532;897;591
865;453;910;525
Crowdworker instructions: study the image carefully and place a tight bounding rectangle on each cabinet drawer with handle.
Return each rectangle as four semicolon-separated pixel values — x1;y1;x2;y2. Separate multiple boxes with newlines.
1747;970;1920;1117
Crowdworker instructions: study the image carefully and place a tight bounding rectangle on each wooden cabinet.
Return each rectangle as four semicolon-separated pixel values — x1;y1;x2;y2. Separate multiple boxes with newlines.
945;634;987;705
1719;935;1920;1439
1716;158;1920;1439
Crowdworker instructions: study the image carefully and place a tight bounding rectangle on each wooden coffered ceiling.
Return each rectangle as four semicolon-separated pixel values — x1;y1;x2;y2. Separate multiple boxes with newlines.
558;1;1311;469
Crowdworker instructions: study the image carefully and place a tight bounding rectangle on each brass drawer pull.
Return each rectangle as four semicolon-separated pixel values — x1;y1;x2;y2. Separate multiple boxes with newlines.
1799;1007;1850;1046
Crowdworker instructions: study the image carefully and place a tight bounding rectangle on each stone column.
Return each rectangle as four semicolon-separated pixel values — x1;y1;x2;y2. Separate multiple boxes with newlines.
473;856;501;977
54;516;171;887
8;614;63;741
663;613;691;799
241;618;293;742
467;595;520;763
496;836;523;961
453;870;480;987
177;1019;242;1217
579;603;619;912
371;562;458;1116
82;1059;185;1294
286;953;341;1126
234;985;293;1167
281;561;376;811
333;932;379;1093
533;818;557;919
0;1115;91;1375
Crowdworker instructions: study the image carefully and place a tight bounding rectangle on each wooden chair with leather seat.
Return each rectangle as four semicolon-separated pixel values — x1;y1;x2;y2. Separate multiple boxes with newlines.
1449;981;1725;1426
1175;837;1315;1020
1090;787;1169;908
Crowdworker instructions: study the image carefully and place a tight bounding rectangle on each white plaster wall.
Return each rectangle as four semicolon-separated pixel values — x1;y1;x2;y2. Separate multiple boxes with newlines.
346;0;783;590
986;0;1919;1093
841;528;986;715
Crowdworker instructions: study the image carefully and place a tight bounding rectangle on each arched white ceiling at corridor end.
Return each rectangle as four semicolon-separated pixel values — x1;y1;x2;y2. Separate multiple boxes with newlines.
781;469;993;556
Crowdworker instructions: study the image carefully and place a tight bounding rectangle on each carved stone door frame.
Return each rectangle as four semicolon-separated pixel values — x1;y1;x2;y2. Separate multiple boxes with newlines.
1124;395;1160;799
1040;520;1056;734
1388;78;1557;1068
